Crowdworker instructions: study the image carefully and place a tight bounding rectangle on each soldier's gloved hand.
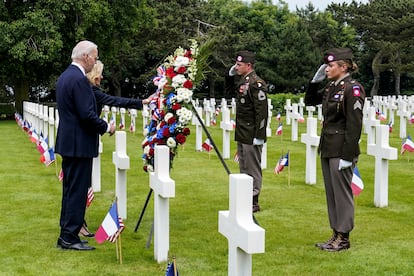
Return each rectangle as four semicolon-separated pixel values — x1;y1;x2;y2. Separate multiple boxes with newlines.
253;138;264;145
311;64;327;83
338;159;352;170
229;64;237;76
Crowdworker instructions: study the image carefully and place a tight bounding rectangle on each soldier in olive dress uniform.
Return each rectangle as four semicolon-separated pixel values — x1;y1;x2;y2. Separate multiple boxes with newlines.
305;48;365;252
230;50;268;213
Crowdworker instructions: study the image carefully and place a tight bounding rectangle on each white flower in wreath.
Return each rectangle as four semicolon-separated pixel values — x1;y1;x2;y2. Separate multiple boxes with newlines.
166;137;177;148
172;74;187;88
176;88;193;103
146;164;154;172
174;56;189;67
178;107;192;124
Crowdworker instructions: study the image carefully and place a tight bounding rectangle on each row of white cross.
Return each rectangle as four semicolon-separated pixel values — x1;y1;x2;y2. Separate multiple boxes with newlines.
21;93;413;275
22;100;264;275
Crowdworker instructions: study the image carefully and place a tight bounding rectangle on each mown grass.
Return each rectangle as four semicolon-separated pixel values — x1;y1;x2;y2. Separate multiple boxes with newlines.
0;114;413;275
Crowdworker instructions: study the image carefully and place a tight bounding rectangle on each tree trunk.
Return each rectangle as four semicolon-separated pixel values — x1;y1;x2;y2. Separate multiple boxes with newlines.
14;80;30;115
208;76;215;99
370;51;383;96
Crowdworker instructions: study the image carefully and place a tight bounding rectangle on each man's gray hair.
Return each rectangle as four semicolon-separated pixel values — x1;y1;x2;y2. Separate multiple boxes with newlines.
71;40;97;60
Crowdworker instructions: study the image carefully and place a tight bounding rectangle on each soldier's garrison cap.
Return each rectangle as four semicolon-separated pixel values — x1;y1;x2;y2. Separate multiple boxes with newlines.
324;48;353;63
236;50;255;64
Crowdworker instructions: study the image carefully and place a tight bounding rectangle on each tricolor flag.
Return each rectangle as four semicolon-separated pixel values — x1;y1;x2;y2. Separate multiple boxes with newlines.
40;148;55;166
165;258;179;276
210;118;217;126
276;112;281;121
401;135;414;154
119;117;125;130
276;123;283;136
30;129;39;143
388;120;393;133
37;137;49;154
95;201;123;244
86;187;95;207
274;153;289;174
378;112;386;121
351;166;364;196
58;168;64;182
233;151;239;163
202;139;213;152
106;216;125;243
129;121;135;132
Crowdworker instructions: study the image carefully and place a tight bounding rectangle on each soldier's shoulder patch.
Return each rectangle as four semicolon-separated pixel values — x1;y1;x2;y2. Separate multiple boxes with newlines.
352;85;361;97
258;90;266;101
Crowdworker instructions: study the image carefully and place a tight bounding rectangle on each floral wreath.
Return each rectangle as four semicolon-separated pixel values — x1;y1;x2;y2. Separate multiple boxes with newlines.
141;39;198;172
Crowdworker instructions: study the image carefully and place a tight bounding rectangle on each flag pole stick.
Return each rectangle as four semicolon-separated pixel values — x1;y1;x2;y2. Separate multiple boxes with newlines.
134;189;153;232
119;235;123;265
288;151;291;186
173;256;177;276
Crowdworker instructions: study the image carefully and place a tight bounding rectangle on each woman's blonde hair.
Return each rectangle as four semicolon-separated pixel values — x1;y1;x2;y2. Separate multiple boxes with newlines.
338;59;358;74
86;60;104;85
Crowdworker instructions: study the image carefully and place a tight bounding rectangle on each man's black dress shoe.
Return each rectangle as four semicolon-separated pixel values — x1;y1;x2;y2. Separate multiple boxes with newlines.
57;238;95;250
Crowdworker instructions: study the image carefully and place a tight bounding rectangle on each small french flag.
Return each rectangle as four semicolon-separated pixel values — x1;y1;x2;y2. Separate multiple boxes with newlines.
351;166;364;196
95;202;121;244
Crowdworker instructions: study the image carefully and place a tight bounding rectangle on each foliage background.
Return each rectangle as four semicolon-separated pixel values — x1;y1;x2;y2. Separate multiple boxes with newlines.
1;0;414;114
0;110;413;275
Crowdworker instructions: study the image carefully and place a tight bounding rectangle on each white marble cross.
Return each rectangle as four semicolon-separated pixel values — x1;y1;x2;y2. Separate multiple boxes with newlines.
298;97;305;117
112;131;130;218
300;111;320;185
103;105;110;122
194;106;203;151
142;104;150;128
48;107;55;149
204;99;211;127
150;145;175;263
367;125;397;207
396;100;410;139
119;107;126;129
365;106;380;145
110;106;117;126
219;174;265;276
92;137;103;192
42;105;49;139
290;103;300;141
284;99;292;125
129;108;137;133
220;105;233;159
231;98;236;115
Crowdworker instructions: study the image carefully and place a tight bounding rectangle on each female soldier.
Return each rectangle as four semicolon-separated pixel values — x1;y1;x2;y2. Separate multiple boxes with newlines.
305;48;365;252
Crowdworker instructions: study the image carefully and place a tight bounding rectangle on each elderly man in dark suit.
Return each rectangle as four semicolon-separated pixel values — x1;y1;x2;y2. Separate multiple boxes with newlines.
55;40;115;250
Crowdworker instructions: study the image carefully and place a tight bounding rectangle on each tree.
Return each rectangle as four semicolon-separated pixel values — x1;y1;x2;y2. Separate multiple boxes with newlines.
338;0;414;95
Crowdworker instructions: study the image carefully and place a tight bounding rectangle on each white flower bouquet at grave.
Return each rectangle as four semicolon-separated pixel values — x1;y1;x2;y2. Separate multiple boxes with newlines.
141;39;200;172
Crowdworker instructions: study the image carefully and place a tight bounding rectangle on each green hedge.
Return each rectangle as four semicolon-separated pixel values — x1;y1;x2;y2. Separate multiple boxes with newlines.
268;93;305;115
0;103;16;119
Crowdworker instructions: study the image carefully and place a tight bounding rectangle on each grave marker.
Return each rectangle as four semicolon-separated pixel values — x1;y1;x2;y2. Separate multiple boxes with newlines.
219;174;265;276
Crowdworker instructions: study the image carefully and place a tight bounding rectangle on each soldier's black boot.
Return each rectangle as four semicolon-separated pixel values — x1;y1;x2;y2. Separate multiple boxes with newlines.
323;232;350;252
253;195;260;213
315;230;337;249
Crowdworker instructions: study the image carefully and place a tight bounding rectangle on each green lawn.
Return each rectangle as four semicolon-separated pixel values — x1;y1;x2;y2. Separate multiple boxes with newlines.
0;115;413;275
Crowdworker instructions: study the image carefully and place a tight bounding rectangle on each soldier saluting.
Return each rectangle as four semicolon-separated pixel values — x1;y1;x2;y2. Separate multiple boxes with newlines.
305;48;365;252
229;50;268;213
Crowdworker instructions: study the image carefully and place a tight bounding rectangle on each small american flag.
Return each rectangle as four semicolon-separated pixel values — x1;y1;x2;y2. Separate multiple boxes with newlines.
107;216;125;243
86;187;95;207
